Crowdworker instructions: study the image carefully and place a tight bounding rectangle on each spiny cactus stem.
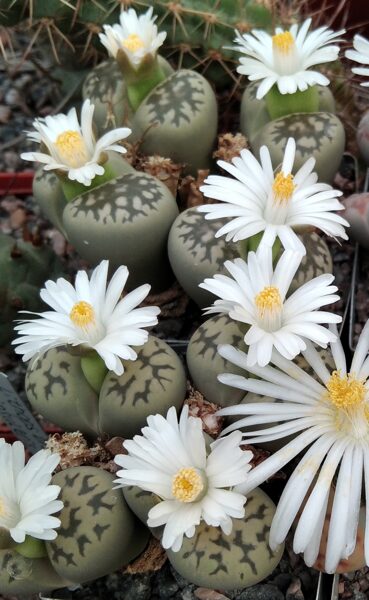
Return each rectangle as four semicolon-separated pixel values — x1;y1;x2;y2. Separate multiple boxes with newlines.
156;1;230;40
265;84;320;120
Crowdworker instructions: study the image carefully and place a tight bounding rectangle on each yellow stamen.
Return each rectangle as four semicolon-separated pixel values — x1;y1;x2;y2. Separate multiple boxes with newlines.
326;370;366;410
122;33;145;53
272;31;295;54
172;467;204;503
255;286;282;317
272;172;296;204
55;130;88;168
0;497;5;517
70;301;95;328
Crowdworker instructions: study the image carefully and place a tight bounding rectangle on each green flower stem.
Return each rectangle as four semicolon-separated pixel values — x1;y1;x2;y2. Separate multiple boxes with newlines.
265;85;319;120
60;163;118;203
237;234;281;265
116;51;167;112
237;239;248;260
126;62;166;112
247;232;264;253
271;237;281;266
15;536;47;559
81;352;108;394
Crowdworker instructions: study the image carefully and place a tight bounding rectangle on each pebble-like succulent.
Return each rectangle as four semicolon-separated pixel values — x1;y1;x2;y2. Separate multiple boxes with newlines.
25;337;187;438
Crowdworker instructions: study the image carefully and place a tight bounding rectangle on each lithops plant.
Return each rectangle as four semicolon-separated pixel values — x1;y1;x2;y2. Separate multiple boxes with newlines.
114;406;264;573
82;59;131;135
167;487;284;589
0;233;63;347
186;314;247;407
14;262;186;438
25;336;186;438
168;206;334;308
0;441;68;596
198;137;348;258
88;6;218;174
168;207;239;308
241;82;337;142
47;466;149;584
82;55;173;134
186;242;337;406
32;150;134;236
62;170;179;291
0;548;67;596
234;19;346;182
115;408;283;588
22;101;179;291
240;82;345;183
251;111;345;183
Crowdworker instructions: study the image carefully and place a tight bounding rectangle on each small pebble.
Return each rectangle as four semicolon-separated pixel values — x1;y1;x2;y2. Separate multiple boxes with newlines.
236;584;284;600
4;87;21;106
194;589;230;600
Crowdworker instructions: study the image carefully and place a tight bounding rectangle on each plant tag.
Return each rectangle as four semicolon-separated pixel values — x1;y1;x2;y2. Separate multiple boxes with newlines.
0;373;47;453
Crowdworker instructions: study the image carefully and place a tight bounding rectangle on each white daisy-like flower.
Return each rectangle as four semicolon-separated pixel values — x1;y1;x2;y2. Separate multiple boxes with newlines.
217;320;369;573
99;7;166;67
21;99;131;186
12;260;160;376
198;137;348;254
200;247;341;367
345;35;369;87
233;18;344;99
114;405;252;552
0;439;63;544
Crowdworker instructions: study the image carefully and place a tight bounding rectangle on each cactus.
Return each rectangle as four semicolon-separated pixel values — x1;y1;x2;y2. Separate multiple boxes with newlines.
0;233;63;347
1;0;287;90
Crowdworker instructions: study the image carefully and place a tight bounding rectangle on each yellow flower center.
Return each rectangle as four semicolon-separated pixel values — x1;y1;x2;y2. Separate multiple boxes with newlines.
172;467;204;503
272;172;296;204
70;301;95;328
55;130;88;168
122;33;145;53
0;497;5;518
255;286;282;317
272;31;295;54
326;370;366;410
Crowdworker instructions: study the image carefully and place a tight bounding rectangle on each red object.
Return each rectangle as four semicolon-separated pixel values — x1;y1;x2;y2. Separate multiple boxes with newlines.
0;172;34;196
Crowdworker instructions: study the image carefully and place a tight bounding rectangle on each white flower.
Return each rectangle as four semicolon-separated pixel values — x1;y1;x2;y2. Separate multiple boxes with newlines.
21;99;131;186
200;247;341;367
114;405;252;552
99;7;166;67
0;439;63;544
198;137;348;254
217;320;369;573
233;18;344;99
345;35;369;86
13;260;160;376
